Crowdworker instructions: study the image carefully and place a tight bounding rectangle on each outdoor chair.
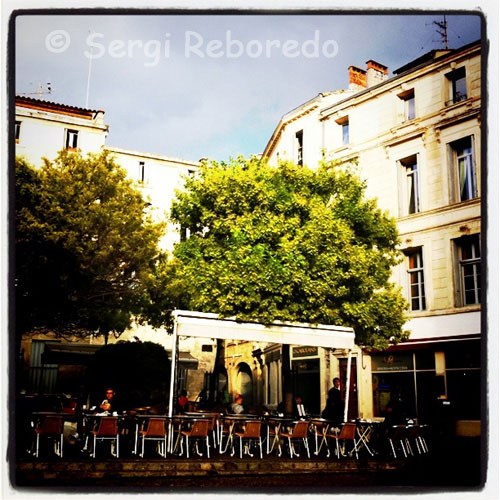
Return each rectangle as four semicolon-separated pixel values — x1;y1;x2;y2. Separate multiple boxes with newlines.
279;420;310;458
33;415;64;458
330;422;358;459
139;418;167;458
387;425;411;459
310;419;331;457
180;419;210;459
234;419;263;459
90;416;120;458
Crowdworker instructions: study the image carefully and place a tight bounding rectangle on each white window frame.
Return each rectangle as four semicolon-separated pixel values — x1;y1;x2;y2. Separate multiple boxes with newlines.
65;129;79;150
138;160;146;183
398;154;421;216
15;120;21;143
446;67;467;105
454;234;481;306
397;89;415;122
449;136;476;203
406;247;426;311
295;130;303;166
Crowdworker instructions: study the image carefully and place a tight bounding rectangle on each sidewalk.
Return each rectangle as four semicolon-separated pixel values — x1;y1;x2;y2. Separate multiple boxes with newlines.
13;437;484;491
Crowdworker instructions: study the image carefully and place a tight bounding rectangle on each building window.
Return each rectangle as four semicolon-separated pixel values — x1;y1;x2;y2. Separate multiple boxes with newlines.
450;136;476;202
138;161;146;183
342;121;349;145
15;121;21;143
446;67;467;105
295;130;303;166
406;248;426;311
399;155;420;215
65;129;79;151
398;89;415;121
455;234;481;306
335;116;349;146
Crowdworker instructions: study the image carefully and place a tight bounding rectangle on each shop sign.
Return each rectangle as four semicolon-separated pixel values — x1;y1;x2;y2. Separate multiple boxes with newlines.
292;346;318;358
371;353;413;371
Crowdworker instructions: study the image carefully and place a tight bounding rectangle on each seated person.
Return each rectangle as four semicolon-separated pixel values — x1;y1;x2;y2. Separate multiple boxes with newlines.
294;396;307;418
230;395;245;414
176;389;188;413
99;387;122;413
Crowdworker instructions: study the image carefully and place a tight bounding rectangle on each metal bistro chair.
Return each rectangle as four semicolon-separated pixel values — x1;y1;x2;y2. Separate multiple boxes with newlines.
310;419;331;457
330;422;358;459
234;419;263;459
406;424;429;455
139;418;167;458
90;417;120;458
180;418;210;459
33;415;64;458
387;425;411;459
279;420;311;459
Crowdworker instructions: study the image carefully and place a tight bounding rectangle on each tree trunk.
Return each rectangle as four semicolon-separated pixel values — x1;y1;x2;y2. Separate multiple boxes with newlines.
210;338;226;404
282;344;294;416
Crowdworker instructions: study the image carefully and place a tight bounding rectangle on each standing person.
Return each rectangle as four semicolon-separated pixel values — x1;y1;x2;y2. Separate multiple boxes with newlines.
322;377;344;423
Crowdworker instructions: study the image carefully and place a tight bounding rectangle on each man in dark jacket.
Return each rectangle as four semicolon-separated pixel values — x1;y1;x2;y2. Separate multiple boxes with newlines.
322;377;344;423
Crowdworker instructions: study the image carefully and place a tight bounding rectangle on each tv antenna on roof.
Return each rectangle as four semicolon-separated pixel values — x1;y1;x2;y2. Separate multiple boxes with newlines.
17;82;52;98
432;15;449;50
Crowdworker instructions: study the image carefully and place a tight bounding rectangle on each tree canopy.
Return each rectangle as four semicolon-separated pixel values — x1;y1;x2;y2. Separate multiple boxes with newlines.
87;341;170;409
15;150;166;343
170;156;408;349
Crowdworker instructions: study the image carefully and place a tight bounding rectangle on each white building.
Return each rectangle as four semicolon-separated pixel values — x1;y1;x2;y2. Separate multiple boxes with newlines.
259;41;482;434
15;96;215;400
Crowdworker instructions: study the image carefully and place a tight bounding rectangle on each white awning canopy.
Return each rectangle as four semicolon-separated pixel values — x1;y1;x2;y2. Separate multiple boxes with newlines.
167;310;356;434
171;310;355;349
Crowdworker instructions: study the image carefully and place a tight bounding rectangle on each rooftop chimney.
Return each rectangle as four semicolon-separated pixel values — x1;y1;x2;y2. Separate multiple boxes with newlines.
366;60;388;87
348;66;367;91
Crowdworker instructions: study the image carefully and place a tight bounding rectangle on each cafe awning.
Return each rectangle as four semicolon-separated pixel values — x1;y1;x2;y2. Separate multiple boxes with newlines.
167;310;355;423
171;310;355;349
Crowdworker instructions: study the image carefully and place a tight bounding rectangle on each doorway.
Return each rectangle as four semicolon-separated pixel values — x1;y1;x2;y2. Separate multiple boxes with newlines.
292;358;321;415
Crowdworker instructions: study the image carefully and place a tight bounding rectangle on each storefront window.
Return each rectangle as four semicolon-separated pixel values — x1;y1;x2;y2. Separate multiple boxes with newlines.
372;372;416;418
446;370;481;419
415;350;435;370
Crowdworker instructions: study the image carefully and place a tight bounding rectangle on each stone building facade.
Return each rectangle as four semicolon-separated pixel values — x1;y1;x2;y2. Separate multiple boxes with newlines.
241;40;482;434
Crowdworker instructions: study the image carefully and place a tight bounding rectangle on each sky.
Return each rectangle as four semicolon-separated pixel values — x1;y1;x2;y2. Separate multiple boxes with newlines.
15;13;482;163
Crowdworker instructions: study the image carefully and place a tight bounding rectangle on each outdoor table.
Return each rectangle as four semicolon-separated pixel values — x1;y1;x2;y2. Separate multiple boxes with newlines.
184;411;223;447
129;414;170;455
309;417;338;457
28;412;78;456
219;415;260;455
263;415;296;455
79;412;127;454
352;420;381;457
170;414;212;455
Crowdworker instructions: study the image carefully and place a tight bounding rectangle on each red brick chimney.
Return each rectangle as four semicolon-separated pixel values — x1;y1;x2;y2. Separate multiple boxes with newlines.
366;60;388;87
348;66;367;91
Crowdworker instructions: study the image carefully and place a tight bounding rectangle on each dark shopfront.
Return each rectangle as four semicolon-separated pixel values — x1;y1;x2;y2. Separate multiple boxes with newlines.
371;337;481;429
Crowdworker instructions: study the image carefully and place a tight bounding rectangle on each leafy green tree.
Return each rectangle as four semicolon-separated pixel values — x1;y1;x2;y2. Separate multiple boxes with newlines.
15;151;166;344
170;156;408;410
87;341;170;409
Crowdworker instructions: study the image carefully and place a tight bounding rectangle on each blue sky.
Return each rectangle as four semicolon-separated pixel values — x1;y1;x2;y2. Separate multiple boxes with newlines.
15;13;482;163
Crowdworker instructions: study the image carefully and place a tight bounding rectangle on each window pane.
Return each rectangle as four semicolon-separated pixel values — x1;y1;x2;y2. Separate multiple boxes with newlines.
445;340;481;369
406;96;415;120
446;370;480;419
343;123;349;144
372;372;416;418
453;75;467;102
415;350;435;370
